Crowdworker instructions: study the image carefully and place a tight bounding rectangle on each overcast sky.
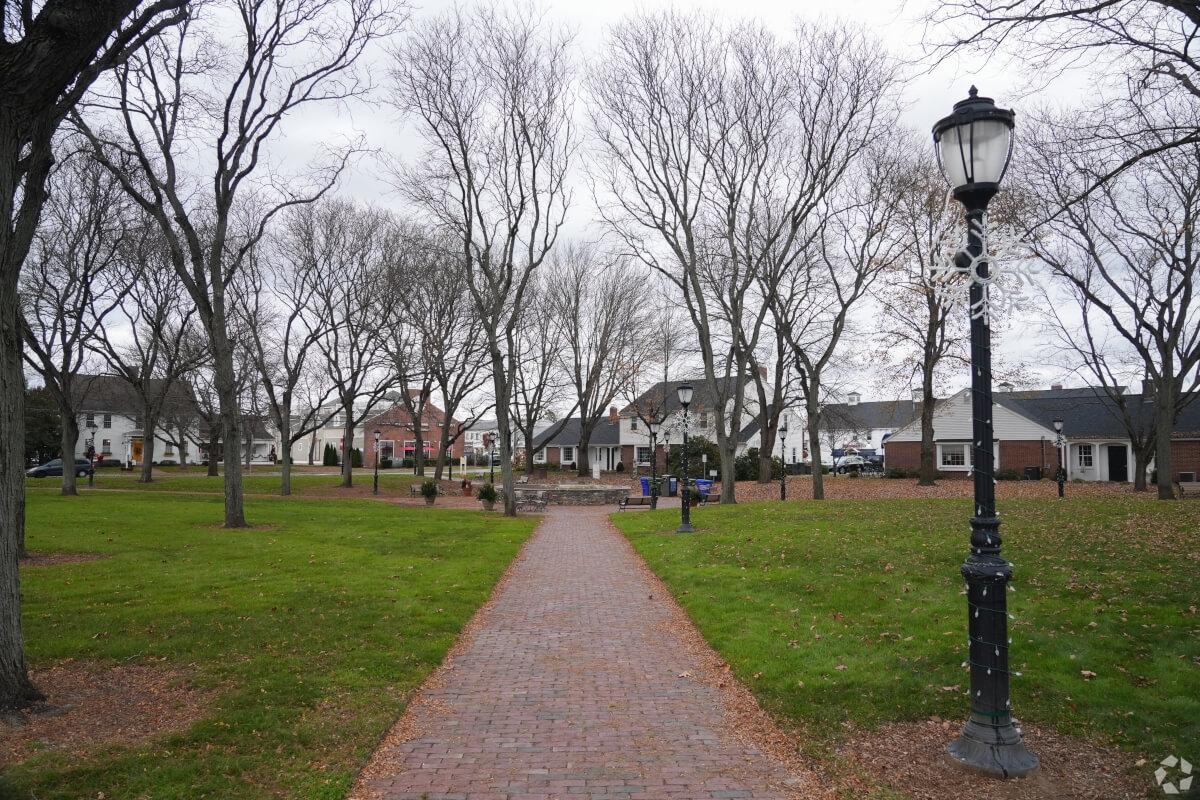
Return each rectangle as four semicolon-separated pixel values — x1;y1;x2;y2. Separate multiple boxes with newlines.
289;0;1088;402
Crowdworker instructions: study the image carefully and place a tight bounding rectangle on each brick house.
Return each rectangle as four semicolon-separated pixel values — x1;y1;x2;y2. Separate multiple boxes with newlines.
885;385;1200;482
360;397;464;468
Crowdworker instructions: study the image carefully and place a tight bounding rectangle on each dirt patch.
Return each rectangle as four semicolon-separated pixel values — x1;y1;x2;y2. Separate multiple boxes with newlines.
19;551;108;567
836;717;1151;799
194;521;280;531
0;659;214;766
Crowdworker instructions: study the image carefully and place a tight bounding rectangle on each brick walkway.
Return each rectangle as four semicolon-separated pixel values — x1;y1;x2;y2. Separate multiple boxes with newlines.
354;506;813;800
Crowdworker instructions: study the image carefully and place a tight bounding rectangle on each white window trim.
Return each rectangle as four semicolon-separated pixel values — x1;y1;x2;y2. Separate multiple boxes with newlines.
635;445;652;465
533;449;547;463
1077;444;1094;469
561;446;575;463
938;441;971;470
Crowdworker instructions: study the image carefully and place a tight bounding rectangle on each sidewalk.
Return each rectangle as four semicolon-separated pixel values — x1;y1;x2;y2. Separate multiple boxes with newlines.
351;506;821;800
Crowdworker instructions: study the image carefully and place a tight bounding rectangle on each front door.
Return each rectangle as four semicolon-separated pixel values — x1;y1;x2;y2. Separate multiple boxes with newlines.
1107;445;1128;482
131;438;144;464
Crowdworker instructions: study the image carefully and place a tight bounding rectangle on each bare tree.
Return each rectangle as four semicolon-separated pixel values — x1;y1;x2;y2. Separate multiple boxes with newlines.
546;243;652;477
0;0;187;712
392;4;574;514
74;0;401;526
20;150;134;496
386;227;491;480
926;0;1200;195
1027;130;1200;499
781;146;907;499
304;200;395;488
95;222;207;482
511;271;574;474
591;13;901;502
237;218;338;496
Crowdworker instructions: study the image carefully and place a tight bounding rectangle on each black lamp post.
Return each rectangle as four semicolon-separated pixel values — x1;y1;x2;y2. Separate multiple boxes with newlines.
649;421;660;510
489;435;496;484
86;421;98;488
373;429;381;496
1053;419;1065;498
933;86;1037;778
779;417;788;501
676;384;694;533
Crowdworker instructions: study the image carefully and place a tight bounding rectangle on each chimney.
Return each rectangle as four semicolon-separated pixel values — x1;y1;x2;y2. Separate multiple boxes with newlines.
847;392;861;407
1051;383;1063;391
911;387;922;404
608;405;619;423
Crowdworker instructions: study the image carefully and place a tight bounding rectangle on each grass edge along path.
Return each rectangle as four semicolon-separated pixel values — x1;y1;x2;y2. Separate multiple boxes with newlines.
4;490;536;800
612;497;1199;775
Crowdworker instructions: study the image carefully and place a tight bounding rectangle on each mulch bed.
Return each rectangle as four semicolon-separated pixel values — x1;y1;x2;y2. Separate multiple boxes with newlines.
19;551;107;567
0;659;214;766
837;717;1152;799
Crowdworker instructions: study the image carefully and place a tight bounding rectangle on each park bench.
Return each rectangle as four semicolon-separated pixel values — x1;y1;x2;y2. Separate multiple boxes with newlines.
699;491;721;505
618;495;653;511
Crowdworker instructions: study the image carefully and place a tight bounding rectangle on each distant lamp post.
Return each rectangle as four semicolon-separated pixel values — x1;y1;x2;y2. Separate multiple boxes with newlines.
1053;419;1065;498
934;86;1037;777
373;429;381;496
649;421;660;510
779;417;788;501
489;435;497;484
86;421;98;488
676;384;694;533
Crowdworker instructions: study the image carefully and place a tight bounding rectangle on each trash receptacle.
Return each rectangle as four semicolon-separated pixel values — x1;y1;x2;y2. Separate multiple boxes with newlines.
1023;465;1042;480
666;476;678;496
640;476;651;496
694;478;713;496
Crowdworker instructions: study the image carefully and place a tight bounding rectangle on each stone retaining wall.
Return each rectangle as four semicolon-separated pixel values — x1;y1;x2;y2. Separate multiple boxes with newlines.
513;485;629;506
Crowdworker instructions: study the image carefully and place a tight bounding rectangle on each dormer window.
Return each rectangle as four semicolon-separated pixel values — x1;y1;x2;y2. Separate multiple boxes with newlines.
847;392;861;406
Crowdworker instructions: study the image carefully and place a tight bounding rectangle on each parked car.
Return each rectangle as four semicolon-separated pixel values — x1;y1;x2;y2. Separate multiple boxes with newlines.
833;454;867;474
26;458;95;478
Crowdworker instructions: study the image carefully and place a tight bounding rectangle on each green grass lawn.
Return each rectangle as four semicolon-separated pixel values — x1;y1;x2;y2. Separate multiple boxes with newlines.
31;468;422;496
6;488;535;800
613;497;1199;762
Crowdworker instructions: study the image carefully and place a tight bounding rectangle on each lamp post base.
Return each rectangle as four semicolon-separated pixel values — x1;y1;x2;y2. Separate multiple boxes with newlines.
948;716;1039;779
676;522;694;533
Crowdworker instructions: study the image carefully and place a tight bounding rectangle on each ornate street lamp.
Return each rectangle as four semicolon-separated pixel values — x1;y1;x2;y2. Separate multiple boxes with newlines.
1053;419;1065;498
933;86;1037;778
779;416;788;501
373;429;381;496
676;384;694;533
86;421;98;488
649;420;661;510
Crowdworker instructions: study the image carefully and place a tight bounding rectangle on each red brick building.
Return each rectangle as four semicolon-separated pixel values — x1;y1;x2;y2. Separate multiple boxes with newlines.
360;397;464;468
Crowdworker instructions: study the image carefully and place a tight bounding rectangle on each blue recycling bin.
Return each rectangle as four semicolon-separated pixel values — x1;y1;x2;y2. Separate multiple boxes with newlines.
694;478;713;496
639;476;651;496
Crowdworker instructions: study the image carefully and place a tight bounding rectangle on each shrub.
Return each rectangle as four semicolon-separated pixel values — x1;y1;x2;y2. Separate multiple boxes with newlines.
350;448;363;468
380;457;393;470
996;468;1021;481
667;436;721;477
886;467;913;479
401;457;414;468
322;442;338;467
476;483;498;503
420;479;439;499
734;447;784;481
847;469;861;479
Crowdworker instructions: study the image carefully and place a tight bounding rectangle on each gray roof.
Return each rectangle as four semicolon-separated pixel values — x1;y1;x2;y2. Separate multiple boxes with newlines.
533;418;621;448
997;387;1200;439
72;374;199;418
620;378;734;418
821;399;920;433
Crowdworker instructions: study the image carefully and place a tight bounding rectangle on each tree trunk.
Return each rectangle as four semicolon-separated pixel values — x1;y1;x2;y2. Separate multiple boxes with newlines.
307;432;315;465
758;422;776;484
59;408;79;496
523;429;536;476
211;334;246;526
207;429;220;476
341;415;355;488
433;427;450;480
0;251;40;707
918;380;937;486
717;435;737;504
1154;384;1176;500
1133;443;1150;492
138;406;157;483
489;362;516;516
807;390;825;500
412;419;425;477
577;423;592;478
279;417;292;496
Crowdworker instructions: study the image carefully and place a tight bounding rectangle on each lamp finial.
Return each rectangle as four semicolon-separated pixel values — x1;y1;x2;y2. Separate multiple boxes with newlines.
968;85;978;97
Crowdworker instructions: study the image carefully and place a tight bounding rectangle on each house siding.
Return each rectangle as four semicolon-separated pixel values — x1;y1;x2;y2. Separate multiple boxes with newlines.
885;439;1062;477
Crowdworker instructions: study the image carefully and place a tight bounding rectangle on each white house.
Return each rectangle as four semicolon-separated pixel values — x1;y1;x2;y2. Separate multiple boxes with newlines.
72;374;204;466
806;390;921;465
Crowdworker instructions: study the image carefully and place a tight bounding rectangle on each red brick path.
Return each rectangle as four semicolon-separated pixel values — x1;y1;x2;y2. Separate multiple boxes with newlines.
355;507;808;800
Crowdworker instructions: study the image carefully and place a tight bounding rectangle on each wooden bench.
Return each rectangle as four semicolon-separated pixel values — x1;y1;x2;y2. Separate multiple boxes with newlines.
699;491;721;505
618;495;653;511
